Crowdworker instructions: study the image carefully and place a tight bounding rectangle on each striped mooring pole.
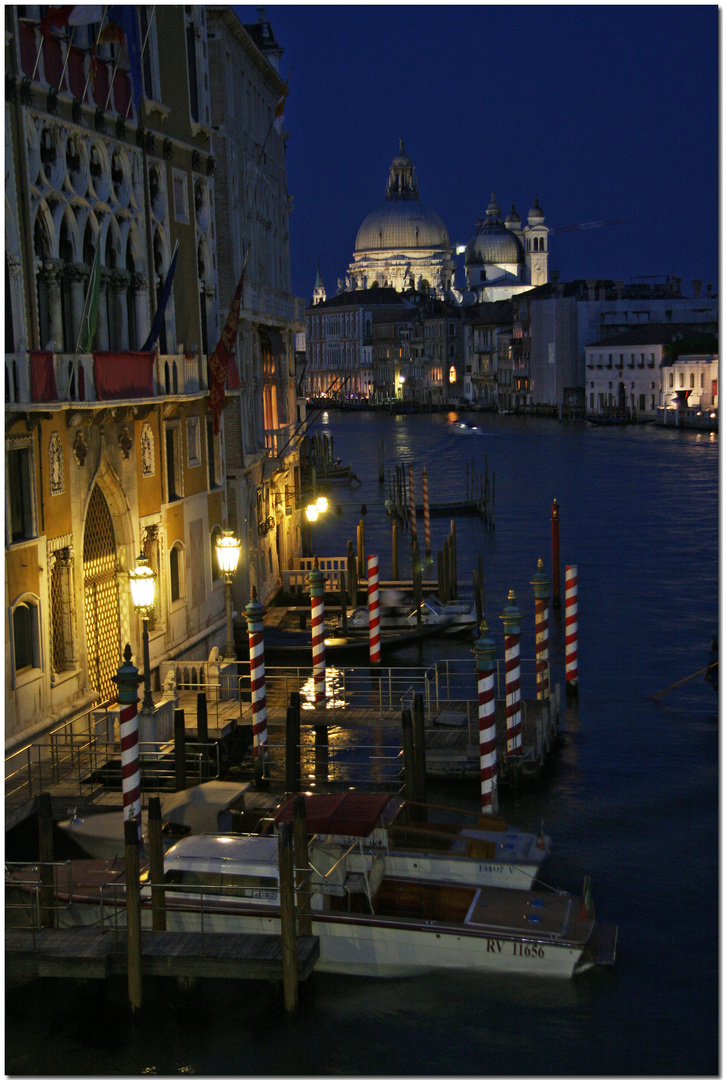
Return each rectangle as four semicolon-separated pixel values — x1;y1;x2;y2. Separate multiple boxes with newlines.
114;644;143;845
472;619;498;814
245;588;268;778
422;466;431;559
500;590;523;756
367;554;381;664
565;565;579;694
531;557;551;700
408;464;417;541
307;558;326;704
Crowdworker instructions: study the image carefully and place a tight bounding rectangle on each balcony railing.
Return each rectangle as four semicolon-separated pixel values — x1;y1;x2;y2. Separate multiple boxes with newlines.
5;351;206;407
243;284;305;326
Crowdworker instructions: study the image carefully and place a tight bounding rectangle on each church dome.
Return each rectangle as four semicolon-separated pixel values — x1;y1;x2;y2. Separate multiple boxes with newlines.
527;197;545;223
354;140;451;254
355;200;451;253
465;220;524;266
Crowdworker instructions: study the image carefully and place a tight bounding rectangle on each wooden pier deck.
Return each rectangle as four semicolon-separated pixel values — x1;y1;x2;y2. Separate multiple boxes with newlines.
6;926;320;983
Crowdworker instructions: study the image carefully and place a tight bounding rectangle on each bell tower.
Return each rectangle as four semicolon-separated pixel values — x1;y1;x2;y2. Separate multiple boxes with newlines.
523;197;549;287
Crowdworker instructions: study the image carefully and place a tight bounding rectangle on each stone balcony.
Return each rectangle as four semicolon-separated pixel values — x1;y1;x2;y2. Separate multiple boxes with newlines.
5;350;208;408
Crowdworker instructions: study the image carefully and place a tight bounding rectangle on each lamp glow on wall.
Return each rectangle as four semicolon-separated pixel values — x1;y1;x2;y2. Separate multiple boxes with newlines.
128;556;156;710
216;529;241;659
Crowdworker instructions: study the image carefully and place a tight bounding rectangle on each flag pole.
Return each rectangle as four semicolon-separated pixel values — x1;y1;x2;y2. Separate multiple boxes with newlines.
80;7;109;106
66;243;100;401
56;27;75;91
256;68;292;168
126;5;155;120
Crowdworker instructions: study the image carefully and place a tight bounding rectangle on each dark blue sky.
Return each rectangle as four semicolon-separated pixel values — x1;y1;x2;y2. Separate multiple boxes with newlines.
237;5;719;303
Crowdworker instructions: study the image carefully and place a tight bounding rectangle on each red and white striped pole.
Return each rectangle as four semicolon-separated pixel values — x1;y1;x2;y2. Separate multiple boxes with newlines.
531;558;551;700
367;554;381;664
408;464;417;541
114;644;143;844
500;590;523;756
422;466;431;560
472;620;498;814
565;565;579;695
245;588;268;778
307;558;326;704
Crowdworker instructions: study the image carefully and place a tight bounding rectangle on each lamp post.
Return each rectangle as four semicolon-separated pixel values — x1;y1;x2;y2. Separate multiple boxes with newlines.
216;529;241;659
128;556;156;710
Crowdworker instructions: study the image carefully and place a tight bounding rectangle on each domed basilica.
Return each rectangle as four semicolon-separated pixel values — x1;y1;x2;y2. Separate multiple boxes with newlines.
346;140;457;297
338;142;549;306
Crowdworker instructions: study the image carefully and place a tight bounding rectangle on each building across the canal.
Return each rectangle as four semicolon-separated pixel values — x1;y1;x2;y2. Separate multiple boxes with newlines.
5;6;303;752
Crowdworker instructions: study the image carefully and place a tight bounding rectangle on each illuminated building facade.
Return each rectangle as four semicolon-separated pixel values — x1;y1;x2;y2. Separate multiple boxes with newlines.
4;6;302;751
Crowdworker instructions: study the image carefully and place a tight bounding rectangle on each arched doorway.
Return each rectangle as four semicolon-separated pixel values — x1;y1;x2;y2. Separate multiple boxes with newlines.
83;485;121;702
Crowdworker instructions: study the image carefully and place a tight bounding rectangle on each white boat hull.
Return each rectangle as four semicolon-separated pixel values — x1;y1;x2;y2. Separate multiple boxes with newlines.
382;852;541;890
52;899;587;979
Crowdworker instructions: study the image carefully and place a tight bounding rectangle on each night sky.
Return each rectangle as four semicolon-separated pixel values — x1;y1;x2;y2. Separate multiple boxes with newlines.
236;5;719;303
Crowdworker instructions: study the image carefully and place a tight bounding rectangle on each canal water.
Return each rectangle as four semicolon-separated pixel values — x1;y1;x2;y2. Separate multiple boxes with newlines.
5;412;718;1075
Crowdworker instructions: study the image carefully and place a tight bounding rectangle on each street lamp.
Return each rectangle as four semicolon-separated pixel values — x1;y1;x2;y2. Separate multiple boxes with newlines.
216;529;241;659
128;556;156;710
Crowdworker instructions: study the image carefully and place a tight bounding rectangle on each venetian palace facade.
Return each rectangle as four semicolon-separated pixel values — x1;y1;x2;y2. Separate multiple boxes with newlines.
5;7;303;750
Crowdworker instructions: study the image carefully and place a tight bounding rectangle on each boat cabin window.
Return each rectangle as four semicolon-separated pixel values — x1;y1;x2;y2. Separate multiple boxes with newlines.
163;868;279;897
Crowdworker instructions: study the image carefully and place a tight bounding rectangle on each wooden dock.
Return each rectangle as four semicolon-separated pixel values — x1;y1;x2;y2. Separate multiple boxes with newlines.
6;926;320;983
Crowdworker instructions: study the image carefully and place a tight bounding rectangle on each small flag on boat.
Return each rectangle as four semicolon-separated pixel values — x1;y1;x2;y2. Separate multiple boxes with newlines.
579;875;593;920
536;819;546;849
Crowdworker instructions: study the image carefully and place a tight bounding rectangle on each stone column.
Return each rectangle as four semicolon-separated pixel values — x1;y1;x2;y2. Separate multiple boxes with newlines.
114;271;131;351
67;264;87;351
132;273;150;351
96;273;109;351
44;260;64;350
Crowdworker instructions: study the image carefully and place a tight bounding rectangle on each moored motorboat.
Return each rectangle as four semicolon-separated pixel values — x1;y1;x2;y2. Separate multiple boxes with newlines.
406;593;477;634
57;781;268;858
272;792;549;891
7;829;616;979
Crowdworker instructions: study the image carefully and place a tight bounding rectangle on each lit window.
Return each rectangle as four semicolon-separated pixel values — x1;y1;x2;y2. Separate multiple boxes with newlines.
170;544;184;603
7;442;36;543
448;365;456;384
13;601;39;672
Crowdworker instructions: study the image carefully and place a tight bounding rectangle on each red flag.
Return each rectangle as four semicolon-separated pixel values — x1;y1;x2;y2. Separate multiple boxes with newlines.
40;6;103;36
208;252;249;434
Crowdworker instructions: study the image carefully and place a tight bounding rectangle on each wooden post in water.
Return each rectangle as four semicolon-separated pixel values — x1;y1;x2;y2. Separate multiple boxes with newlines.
378;439;385;483
437;549;445;604
196;691;208;779
358;519;365;580
286;703;301;792
347;540;358;608
37;791;55;929
148;795;166;932
314;725;329;783
450;520;458;600
277;821;299;1014
339;569;348;635
124;818;143;1015
551;499;561;609
412;541;423;625
174;709;186;790
401;707;417;802
412;692;428;811
292;795;313;937
392;518;399;580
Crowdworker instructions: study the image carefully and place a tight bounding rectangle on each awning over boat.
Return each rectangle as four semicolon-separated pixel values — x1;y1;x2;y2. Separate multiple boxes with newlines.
275;792;392;838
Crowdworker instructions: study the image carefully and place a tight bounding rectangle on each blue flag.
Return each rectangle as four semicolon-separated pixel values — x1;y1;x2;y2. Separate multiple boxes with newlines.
108;6;143;118
141;242;179;352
